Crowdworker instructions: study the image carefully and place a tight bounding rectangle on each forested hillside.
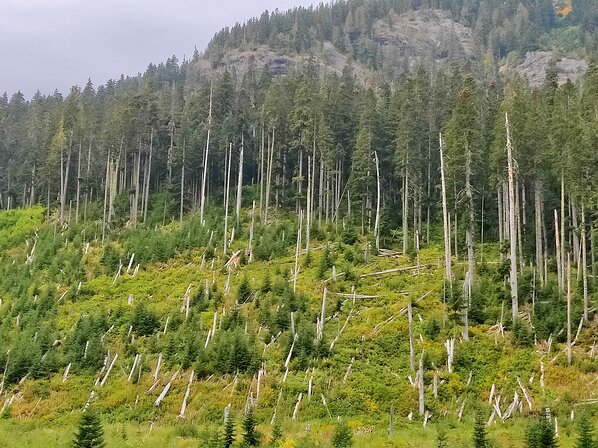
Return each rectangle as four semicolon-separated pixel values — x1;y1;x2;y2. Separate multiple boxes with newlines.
0;0;597;447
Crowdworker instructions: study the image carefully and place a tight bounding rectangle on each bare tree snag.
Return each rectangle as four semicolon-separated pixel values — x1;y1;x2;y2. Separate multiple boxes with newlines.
505;113;518;321
374;151;381;254
439;134;452;284
200;85;213;226
235;136;244;226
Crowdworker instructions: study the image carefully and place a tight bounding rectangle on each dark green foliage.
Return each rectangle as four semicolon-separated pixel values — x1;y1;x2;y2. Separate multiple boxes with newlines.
196;329;261;376
270;420;283;446
513;319;533;348
332;419;353;448
237;276;253;303
436;426;448;448
73;409;106;448
575;414;595;448
473;410;488;448
242;408;260;447
131;302;159;336
527;409;558;448
224;416;236;448
261;272;272;293
100;245;121;274
317;247;333;280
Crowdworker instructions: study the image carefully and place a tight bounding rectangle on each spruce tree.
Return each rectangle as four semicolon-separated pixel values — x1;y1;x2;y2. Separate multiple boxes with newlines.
332;418;353;448
473;410;488;448
527;409;558;448
224;415;235;448
237;276;252;303
242;408;260;446
270;420;283;446
436;426;448;448
575;414;595;448
73;409;106;448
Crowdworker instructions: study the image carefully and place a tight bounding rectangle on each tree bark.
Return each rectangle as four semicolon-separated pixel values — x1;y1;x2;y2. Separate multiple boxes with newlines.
223;144;232;255
439;134;452;283
75;140;82;224
199;86;213;226
505;113;518;321
235;135;244;226
143;128;153;224
374;151;381;254
534;178;544;287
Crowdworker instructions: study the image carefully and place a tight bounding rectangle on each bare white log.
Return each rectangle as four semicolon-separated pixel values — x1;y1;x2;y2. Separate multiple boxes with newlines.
100;353;118;386
317;288;327;340
128;354;140;382
292;392;303;420
445;338;455;373
153;353;162;382
178;370;194;418
62;363;71;383
154;370;180;407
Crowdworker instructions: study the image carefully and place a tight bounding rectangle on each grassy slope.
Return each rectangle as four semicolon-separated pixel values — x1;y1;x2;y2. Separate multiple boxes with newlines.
0;206;596;447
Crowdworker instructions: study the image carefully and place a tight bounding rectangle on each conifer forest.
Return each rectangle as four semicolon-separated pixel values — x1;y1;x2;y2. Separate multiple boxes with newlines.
0;0;597;446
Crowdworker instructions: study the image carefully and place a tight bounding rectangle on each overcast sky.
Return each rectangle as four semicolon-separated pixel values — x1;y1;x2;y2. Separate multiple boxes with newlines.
0;0;316;98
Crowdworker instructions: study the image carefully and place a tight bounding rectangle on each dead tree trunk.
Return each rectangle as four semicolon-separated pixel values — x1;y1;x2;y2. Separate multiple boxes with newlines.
505;113;519;321
142;128;153;224
264;128;274;224
75;140;82;224
180;141;185;222
223;144;232;256
567;253;572;365
101;149;111;244
439;134;452;283
199;86;213;226
555;210;563;292
581;202;589;323
235;136;244;226
534;178;544;287
402;160;409;254
305;154;312;254
60;131;73;225
463;144;475;340
374;151;381;254
408;302;415;374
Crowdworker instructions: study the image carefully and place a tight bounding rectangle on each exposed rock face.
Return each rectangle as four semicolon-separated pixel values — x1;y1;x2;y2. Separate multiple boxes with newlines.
373;9;475;61
507;51;588;87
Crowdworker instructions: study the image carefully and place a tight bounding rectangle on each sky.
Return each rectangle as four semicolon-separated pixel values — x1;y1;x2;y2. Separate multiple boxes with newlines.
0;0;316;98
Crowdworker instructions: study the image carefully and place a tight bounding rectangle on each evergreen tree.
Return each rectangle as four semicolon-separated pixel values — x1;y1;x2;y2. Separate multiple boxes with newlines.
473;410;488;448
242;408;260;446
73;409;106;448
237;276;253;303
332;418;353;448
270;420;283;446
527;409;558;448
224;415;236;448
575;414;595;448
437;426;448;448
